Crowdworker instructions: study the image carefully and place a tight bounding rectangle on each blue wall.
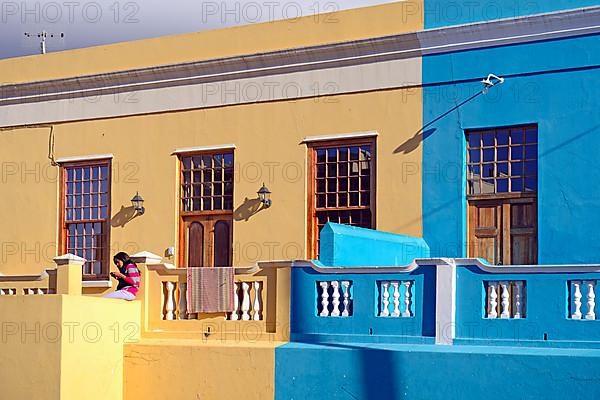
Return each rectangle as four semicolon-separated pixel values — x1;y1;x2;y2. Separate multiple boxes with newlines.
291;266;437;343
455;265;600;347
424;0;598;28
319;223;430;267
422;34;600;263
276;342;600;400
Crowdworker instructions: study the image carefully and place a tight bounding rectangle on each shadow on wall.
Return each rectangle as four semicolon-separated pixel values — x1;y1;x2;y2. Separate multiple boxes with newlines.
394;128;437;154
233;198;264;221
394;90;485;155
111;206;139;228
282;342;402;399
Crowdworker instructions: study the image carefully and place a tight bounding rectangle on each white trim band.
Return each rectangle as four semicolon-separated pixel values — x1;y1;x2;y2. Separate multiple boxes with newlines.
301;131;378;144
56;154;114;163
172;144;236;155
82;280;112;288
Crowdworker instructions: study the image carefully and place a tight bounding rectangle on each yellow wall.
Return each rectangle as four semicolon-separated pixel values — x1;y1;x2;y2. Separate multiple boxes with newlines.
0;295;140;400
124;339;280;400
0;296;62;399
0;1;423;84
59;296;141;399
0;88;423;279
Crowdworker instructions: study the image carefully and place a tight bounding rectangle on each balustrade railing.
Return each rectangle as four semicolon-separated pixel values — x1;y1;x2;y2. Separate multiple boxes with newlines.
570;280;596;320
317;280;352;317
227;281;264;321
485;281;526;319
291;262;437;343
456;263;600;346
137;258;290;342
0;270;56;296
378;280;413;318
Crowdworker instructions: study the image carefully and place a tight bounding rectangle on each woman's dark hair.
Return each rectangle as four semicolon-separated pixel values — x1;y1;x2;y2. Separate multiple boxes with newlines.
113;251;131;266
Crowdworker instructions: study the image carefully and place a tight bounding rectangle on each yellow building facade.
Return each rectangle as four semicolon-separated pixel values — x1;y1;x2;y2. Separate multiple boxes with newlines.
0;1;425;293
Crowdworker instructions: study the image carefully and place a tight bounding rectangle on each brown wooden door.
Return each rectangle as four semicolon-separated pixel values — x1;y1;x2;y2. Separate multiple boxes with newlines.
180;215;233;267
469;196;537;265
508;200;537;264
469;200;502;264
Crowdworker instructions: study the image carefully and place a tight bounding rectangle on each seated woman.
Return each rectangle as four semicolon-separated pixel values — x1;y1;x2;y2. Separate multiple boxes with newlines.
103;252;140;301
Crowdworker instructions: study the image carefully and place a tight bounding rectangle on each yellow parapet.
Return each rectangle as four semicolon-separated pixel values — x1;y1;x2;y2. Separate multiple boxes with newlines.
54;254;85;296
124;339;282;400
0;295;141;400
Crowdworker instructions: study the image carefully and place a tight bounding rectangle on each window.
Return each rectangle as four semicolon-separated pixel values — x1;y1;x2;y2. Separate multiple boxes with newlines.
178;151;234;268
467;125;538;195
180;152;234;213
308;139;375;258
466;126;538;265
60;161;111;279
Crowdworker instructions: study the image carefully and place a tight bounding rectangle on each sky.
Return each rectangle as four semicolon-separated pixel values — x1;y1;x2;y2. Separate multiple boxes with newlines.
0;0;396;59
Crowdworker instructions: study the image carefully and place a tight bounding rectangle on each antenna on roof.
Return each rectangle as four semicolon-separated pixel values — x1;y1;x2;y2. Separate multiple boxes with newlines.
24;31;65;54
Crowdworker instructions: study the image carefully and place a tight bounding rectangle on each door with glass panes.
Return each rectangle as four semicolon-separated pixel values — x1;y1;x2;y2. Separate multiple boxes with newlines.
178;151;234;268
466;126;538;265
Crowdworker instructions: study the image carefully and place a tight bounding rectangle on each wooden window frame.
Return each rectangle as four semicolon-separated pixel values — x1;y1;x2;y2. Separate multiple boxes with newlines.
177;150;234;268
466;125;539;265
307;137;377;259
466;124;538;198
59;159;112;281
179;150;234;216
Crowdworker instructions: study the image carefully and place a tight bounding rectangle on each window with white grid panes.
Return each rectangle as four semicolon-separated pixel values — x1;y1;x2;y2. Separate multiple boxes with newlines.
61;161;111;278
180;152;234;213
467;125;538;195
309;140;375;258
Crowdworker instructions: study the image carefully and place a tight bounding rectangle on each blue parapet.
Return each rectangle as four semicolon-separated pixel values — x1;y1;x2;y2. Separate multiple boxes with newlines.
319;223;430;267
275;342;600;400
455;263;600;347
290;264;437;344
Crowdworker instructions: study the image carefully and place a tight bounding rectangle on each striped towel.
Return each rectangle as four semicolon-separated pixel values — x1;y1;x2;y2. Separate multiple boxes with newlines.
186;267;235;314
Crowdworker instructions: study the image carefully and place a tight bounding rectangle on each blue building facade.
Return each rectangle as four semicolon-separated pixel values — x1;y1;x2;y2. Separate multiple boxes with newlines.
422;27;600;264
276;4;600;400
425;0;600;28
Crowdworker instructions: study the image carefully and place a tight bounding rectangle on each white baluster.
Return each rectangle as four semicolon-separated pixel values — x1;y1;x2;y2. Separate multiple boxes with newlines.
241;282;251;321
9;288;15;295
230;282;241;321
178;282;188;320
26;288;34;296
513;282;523;319
319;282;330;317
488;282;498;319
37;288;44;295
0;289;5;296
500;281;510;319
403;281;412;317
253;282;263;321
164;282;175;321
585;281;596;320
380;282;390;317
391;281;401;317
572;281;582;320
341;281;351;317
331;281;341;317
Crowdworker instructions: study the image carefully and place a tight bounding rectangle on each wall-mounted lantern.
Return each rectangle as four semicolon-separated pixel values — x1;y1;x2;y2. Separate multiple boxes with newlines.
131;192;145;215
257;183;272;208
